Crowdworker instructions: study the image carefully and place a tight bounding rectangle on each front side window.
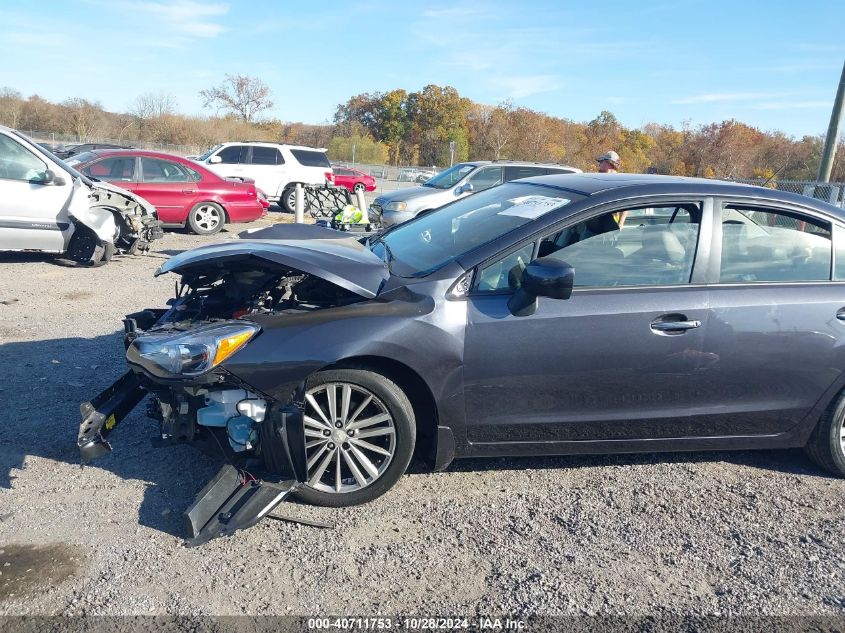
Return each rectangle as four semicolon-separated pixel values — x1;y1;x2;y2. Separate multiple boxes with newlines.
466;166;503;191
141;158;191;183
0;134;47;182
474;203;702;292
84;156;135;181
423;163;474;189
720;205;831;282
217;145;248;164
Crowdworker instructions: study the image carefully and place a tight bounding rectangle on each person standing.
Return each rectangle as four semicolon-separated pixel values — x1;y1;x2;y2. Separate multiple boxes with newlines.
597;150;621;173
596;151;626;227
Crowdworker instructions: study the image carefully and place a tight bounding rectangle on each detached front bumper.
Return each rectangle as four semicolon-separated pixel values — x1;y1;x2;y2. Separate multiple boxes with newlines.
77;364;308;545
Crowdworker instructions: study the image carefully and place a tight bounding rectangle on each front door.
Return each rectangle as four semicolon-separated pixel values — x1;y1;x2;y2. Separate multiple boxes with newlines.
463;200;713;445
134;156;200;224
0;133;72;251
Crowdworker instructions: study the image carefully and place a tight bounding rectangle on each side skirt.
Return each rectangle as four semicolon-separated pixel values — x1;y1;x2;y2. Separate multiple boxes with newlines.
461;431;805;459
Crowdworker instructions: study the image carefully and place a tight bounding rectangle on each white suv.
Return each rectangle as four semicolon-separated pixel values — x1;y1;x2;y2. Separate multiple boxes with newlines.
193;142;333;212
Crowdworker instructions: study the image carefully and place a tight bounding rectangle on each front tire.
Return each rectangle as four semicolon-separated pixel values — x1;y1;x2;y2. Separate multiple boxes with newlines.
353;182;366;194
188;202;225;235
806;391;845;476
293;368;416;507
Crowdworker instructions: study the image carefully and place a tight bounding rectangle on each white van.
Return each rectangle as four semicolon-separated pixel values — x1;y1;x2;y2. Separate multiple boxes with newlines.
0;126;161;265
193;142;333;212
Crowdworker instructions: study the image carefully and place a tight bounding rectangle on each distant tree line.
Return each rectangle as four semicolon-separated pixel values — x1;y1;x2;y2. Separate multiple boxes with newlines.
0;78;840;182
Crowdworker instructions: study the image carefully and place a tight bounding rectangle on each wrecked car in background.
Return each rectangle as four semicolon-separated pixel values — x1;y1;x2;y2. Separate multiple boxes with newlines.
79;174;845;544
0;126;161;264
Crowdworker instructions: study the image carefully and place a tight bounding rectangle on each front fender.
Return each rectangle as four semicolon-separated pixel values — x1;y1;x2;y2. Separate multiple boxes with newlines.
221;293;467;437
66;181;116;242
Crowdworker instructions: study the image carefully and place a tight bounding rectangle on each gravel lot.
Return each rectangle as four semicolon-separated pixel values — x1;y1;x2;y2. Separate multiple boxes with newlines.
1;208;844;621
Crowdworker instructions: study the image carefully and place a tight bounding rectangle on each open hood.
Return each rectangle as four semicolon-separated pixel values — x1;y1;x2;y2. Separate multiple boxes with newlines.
156;223;389;298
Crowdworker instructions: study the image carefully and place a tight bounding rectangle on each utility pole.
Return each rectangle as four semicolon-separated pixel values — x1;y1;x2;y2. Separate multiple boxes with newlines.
817;60;845;183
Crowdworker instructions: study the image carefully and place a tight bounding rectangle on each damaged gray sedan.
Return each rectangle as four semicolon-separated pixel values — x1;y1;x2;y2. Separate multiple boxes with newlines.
0;126;161;264
79;175;845;544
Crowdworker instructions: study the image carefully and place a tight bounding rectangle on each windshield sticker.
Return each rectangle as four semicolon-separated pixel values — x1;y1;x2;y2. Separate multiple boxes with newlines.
499;196;567;219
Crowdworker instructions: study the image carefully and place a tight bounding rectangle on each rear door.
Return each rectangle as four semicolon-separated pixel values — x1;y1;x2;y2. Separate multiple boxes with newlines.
697;199;845;436
247;146;284;195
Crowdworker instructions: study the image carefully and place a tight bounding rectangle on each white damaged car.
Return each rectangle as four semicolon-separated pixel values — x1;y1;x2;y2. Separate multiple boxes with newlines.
0;126;162;265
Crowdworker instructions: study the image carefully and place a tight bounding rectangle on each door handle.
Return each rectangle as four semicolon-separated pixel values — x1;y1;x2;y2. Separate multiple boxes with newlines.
650;315;701;334
651;320;701;331
836;308;845;321
182;189;197;194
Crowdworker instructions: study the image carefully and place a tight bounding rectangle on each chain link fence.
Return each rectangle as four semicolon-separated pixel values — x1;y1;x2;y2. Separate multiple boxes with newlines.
730;177;845;208
21;130;203;157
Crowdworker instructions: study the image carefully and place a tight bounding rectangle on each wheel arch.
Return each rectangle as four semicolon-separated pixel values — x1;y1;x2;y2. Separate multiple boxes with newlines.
322;355;442;468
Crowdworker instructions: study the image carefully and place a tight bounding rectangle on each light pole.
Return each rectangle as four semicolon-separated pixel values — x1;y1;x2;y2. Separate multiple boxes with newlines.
817;60;845;183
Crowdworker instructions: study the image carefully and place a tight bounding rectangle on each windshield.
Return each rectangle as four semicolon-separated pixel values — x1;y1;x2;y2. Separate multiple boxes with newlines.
11;130;86;182
196;145;222;161
422;163;475;189
373;182;582;277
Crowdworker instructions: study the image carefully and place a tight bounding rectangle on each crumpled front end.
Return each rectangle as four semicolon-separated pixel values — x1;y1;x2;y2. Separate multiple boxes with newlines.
86;181;163;254
76;229;379;543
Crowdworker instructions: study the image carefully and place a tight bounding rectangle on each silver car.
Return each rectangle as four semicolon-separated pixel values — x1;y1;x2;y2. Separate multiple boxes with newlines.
373;161;582;227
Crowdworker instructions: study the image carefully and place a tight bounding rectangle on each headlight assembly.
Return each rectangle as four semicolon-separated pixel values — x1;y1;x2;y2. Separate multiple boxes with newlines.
127;323;260;378
384;201;407;212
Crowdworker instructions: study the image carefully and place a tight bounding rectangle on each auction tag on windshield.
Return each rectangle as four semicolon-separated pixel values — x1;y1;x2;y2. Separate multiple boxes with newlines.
499;195;567;219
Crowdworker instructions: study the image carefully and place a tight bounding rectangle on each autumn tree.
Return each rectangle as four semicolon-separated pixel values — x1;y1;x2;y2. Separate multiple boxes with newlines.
60;98;105;141
200;74;273;122
0;88;23;128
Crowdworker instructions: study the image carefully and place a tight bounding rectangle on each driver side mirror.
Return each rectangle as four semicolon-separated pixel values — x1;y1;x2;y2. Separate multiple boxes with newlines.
35;169;66;186
209;155;222;164
507;257;575;317
459;182;474;194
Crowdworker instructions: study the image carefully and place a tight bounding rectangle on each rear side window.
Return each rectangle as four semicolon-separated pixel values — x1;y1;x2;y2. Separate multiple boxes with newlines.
84;156;135;181
290;149;330;168
140;158;192;183
720;206;832;283
505;166;546;181
250;146;283;165
217;145;248;164
546;167;577;175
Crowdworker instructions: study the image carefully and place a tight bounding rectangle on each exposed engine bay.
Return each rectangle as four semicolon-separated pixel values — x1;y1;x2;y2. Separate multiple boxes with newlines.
79;262;366;544
149;260;364;328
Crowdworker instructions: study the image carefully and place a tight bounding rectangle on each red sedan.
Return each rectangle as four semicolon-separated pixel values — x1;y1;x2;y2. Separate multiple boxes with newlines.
331;165;377;194
68;150;267;235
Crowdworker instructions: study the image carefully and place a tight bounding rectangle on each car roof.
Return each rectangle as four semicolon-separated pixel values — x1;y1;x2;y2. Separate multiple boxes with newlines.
84;148;190;160
521;173;845;218
222;141;328;151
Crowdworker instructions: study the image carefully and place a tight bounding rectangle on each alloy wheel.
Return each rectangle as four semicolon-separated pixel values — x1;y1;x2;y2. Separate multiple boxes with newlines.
193;205;221;231
303;382;396;493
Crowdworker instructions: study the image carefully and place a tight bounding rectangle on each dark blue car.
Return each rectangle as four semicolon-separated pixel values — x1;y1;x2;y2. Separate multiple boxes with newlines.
79;174;845;543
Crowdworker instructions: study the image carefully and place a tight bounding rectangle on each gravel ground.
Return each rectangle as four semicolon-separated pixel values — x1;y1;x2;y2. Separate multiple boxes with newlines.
1;209;844;621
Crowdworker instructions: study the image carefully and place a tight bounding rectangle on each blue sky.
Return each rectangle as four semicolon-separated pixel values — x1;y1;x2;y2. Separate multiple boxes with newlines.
1;0;844;137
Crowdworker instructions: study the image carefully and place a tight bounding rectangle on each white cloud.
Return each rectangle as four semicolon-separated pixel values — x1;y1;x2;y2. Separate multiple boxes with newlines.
422;7;484;18
671;92;788;105
98;0;229;41
751;100;830;110
489;74;561;100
